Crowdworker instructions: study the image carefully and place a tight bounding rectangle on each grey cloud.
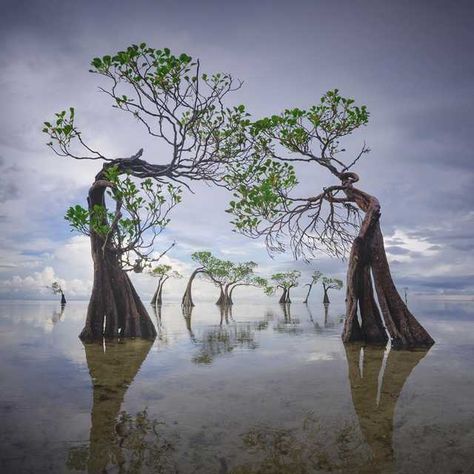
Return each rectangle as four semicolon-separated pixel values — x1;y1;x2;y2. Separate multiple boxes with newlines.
398;274;474;292
0;0;473;297
386;246;411;256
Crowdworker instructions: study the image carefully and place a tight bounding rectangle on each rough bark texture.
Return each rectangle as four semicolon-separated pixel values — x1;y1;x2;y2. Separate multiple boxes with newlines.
182;268;204;307
342;179;434;348
79;181;157;341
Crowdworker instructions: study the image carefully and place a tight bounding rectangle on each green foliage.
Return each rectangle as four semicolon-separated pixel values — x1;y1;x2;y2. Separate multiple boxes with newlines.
322;276;343;291
49;281;63;295
265;271;301;295
191;251;261;288
43;42;249;189
252;276;269;289
149;264;182;280
250;89;369;147
42;107;77;149
310;270;323;284
224;89;370;259
90;43;195;90
225;157;297;232
65;169;182;269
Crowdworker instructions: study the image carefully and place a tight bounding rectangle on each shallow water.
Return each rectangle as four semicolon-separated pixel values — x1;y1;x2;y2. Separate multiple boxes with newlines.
0;299;473;473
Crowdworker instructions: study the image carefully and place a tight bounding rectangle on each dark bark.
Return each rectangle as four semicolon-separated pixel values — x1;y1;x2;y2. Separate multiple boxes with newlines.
182;268;204;308
216;283;233;306
151;276;168;307
342;179;434;348
303;283;313;304
60;291;67;306
278;286;292;304
79;181;157;341
150;279;161;306
323;302;329;326
228;284;235;305
215;285;226;305
323;286;330;304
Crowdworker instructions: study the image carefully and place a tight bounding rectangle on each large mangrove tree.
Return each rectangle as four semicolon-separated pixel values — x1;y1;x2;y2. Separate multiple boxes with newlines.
44;44;248;340
225;89;434;348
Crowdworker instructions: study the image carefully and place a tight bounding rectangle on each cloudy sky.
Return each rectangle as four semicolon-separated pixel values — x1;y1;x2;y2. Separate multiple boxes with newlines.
0;0;472;301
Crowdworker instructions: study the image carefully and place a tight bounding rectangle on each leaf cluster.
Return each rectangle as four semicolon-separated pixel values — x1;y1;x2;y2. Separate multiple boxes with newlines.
225;89;369;259
65;168;182;270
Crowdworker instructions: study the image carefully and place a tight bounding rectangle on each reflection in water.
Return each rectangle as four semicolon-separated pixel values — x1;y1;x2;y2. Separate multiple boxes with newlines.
0;301;471;473
306;303;345;331
183;306;262;364
345;344;429;473
151;305;168;344
51;305;66;325
67;339;178;473
274;304;303;335
233;345;430;474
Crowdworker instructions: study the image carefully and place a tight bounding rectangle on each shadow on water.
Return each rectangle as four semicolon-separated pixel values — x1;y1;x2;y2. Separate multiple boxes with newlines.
67;339;178;473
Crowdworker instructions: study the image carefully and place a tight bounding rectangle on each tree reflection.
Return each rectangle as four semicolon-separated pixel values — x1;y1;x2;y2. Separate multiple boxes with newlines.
233;344;429;473
183;306;261;364
51;305;65;324
274;303;303;335
151;305;168;344
67;339;178;473
345;344;430;472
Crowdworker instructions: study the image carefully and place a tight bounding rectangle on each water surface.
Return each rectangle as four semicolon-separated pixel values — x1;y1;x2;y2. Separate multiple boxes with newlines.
0;299;473;473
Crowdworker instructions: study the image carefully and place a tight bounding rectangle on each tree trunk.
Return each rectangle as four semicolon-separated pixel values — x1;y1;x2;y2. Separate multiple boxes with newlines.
225;283;233;305
215;284;226;305
278;288;287;304
303;283;313;304
60;291;67;306
342;181;434;348
150;279;162;306
79;181;157;341
154;276;168;306
227;284;233;306
182;268;204;307
323;287;330;304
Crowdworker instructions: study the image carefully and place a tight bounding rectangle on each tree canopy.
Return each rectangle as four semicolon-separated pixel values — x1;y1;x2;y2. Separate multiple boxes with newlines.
225;89;369;259
43;43;252;271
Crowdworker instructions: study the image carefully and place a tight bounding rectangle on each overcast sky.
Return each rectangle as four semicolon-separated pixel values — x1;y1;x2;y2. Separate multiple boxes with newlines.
0;0;473;301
